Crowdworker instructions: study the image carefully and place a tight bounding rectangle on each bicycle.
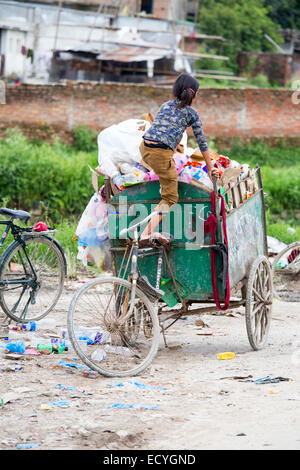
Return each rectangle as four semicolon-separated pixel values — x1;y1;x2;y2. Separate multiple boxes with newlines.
67;211;168;378
0;207;67;324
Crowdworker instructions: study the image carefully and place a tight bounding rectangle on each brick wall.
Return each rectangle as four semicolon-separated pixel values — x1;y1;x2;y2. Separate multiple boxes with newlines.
0;82;299;143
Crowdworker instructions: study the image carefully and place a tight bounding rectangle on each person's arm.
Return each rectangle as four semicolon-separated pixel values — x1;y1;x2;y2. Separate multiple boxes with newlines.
191;113;219;181
202;149;219;182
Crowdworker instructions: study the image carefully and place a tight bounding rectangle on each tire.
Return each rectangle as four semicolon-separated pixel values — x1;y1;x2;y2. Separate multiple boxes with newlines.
0;236;65;322
245;255;273;350
67;276;160;377
271;241;300;301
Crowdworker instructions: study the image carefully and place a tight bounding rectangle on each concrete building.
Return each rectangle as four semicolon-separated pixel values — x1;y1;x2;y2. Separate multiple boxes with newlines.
0;0;229;83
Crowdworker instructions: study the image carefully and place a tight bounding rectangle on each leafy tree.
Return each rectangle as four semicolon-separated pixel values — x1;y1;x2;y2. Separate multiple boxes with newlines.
265;0;300;30
197;0;283;71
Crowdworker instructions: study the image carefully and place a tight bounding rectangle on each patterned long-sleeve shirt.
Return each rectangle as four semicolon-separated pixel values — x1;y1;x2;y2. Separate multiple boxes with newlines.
143;99;208;152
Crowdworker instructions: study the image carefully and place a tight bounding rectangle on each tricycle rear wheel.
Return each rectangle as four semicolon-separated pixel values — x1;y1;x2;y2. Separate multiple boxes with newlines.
245;255;273;350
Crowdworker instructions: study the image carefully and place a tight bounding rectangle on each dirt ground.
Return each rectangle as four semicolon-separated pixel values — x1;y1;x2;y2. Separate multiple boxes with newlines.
0;275;299;451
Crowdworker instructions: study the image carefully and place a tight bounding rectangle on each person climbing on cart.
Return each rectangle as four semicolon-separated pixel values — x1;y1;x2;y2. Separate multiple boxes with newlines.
139;72;220;246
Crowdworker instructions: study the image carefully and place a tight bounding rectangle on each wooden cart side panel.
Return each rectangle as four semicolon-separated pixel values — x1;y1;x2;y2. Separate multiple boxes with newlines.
226;190;267;287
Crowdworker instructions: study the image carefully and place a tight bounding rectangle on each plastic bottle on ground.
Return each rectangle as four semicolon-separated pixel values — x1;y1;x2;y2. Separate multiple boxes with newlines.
91;348;106;362
37;318;56;330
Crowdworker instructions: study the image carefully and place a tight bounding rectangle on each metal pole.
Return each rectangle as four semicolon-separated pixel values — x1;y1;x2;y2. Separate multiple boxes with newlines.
53;1;63;52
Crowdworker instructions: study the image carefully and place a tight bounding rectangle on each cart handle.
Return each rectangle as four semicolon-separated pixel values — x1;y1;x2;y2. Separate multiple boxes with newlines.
120;211;168;237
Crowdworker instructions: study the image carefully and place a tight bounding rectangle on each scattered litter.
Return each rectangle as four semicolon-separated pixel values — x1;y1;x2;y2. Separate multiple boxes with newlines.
5;341;25;354
24;348;41;356
40;403;55;411
57;360;90;371
197;330;227;336
91;348;106;362
218;352;235;360
194;318;209;328
4;353;23;360
167;344;183;350
104;344;134;357
1;392;22;404
267;236;287;255
107;380;165;391
106;403;159;410
16;443;40;450
55;384;88;394
47;400;72;407
220;375;253;381
225;311;242;318
245;376;291;384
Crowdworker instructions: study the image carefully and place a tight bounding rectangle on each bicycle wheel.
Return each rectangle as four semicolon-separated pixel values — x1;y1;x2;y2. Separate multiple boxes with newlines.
0;236;65;322
67;276;160;377
271;241;300;301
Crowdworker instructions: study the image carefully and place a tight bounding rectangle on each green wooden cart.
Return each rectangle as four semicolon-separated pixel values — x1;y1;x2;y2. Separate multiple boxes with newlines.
67;167;273;377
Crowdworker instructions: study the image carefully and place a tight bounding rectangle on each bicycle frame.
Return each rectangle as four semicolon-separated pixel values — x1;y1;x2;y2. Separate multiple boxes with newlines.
0;219;39;280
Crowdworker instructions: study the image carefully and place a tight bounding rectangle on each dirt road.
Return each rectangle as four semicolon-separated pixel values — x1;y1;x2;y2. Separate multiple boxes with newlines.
0;278;299;451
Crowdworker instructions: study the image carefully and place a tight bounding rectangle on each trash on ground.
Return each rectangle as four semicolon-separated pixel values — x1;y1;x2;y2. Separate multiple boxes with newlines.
107;380;165;391
57;360;90;371
219;375;253;381
218;352;235;360
245;376;292;384
194;318;209;328
197;329;227;336
46;400;72;407
106;403;159;410
267;236;287;255
40;403;55;411
23;348;41;356
4;341;26;354
16;443;40;450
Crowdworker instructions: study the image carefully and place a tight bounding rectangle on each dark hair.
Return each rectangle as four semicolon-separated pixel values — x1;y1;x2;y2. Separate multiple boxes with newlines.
173;73;199;108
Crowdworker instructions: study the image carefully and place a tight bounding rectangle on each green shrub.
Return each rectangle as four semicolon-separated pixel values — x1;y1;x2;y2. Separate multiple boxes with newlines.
0;128;102;222
248;73;272;88
72;125;98;152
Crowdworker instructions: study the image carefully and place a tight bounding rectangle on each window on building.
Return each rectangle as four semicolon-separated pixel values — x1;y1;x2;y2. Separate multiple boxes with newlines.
140;0;153;14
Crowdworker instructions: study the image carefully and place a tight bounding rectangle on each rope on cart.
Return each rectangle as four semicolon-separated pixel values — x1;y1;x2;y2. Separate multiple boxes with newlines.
205;192;230;311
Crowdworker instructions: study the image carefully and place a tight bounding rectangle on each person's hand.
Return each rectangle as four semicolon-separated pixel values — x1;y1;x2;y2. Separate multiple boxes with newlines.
207;167;220;182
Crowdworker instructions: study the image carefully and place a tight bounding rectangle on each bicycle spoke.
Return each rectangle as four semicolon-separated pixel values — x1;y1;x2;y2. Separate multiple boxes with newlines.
68;277;159;377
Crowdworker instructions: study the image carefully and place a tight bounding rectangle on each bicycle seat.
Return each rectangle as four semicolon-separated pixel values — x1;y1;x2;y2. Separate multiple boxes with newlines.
0;208;31;222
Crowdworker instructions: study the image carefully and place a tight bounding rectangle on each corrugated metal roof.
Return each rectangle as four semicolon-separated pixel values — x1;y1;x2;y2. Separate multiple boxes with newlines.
96;45;172;63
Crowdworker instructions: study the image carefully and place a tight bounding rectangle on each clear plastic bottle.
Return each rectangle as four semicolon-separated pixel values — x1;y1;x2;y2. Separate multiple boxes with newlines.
37;318;56;330
91;348;106;362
